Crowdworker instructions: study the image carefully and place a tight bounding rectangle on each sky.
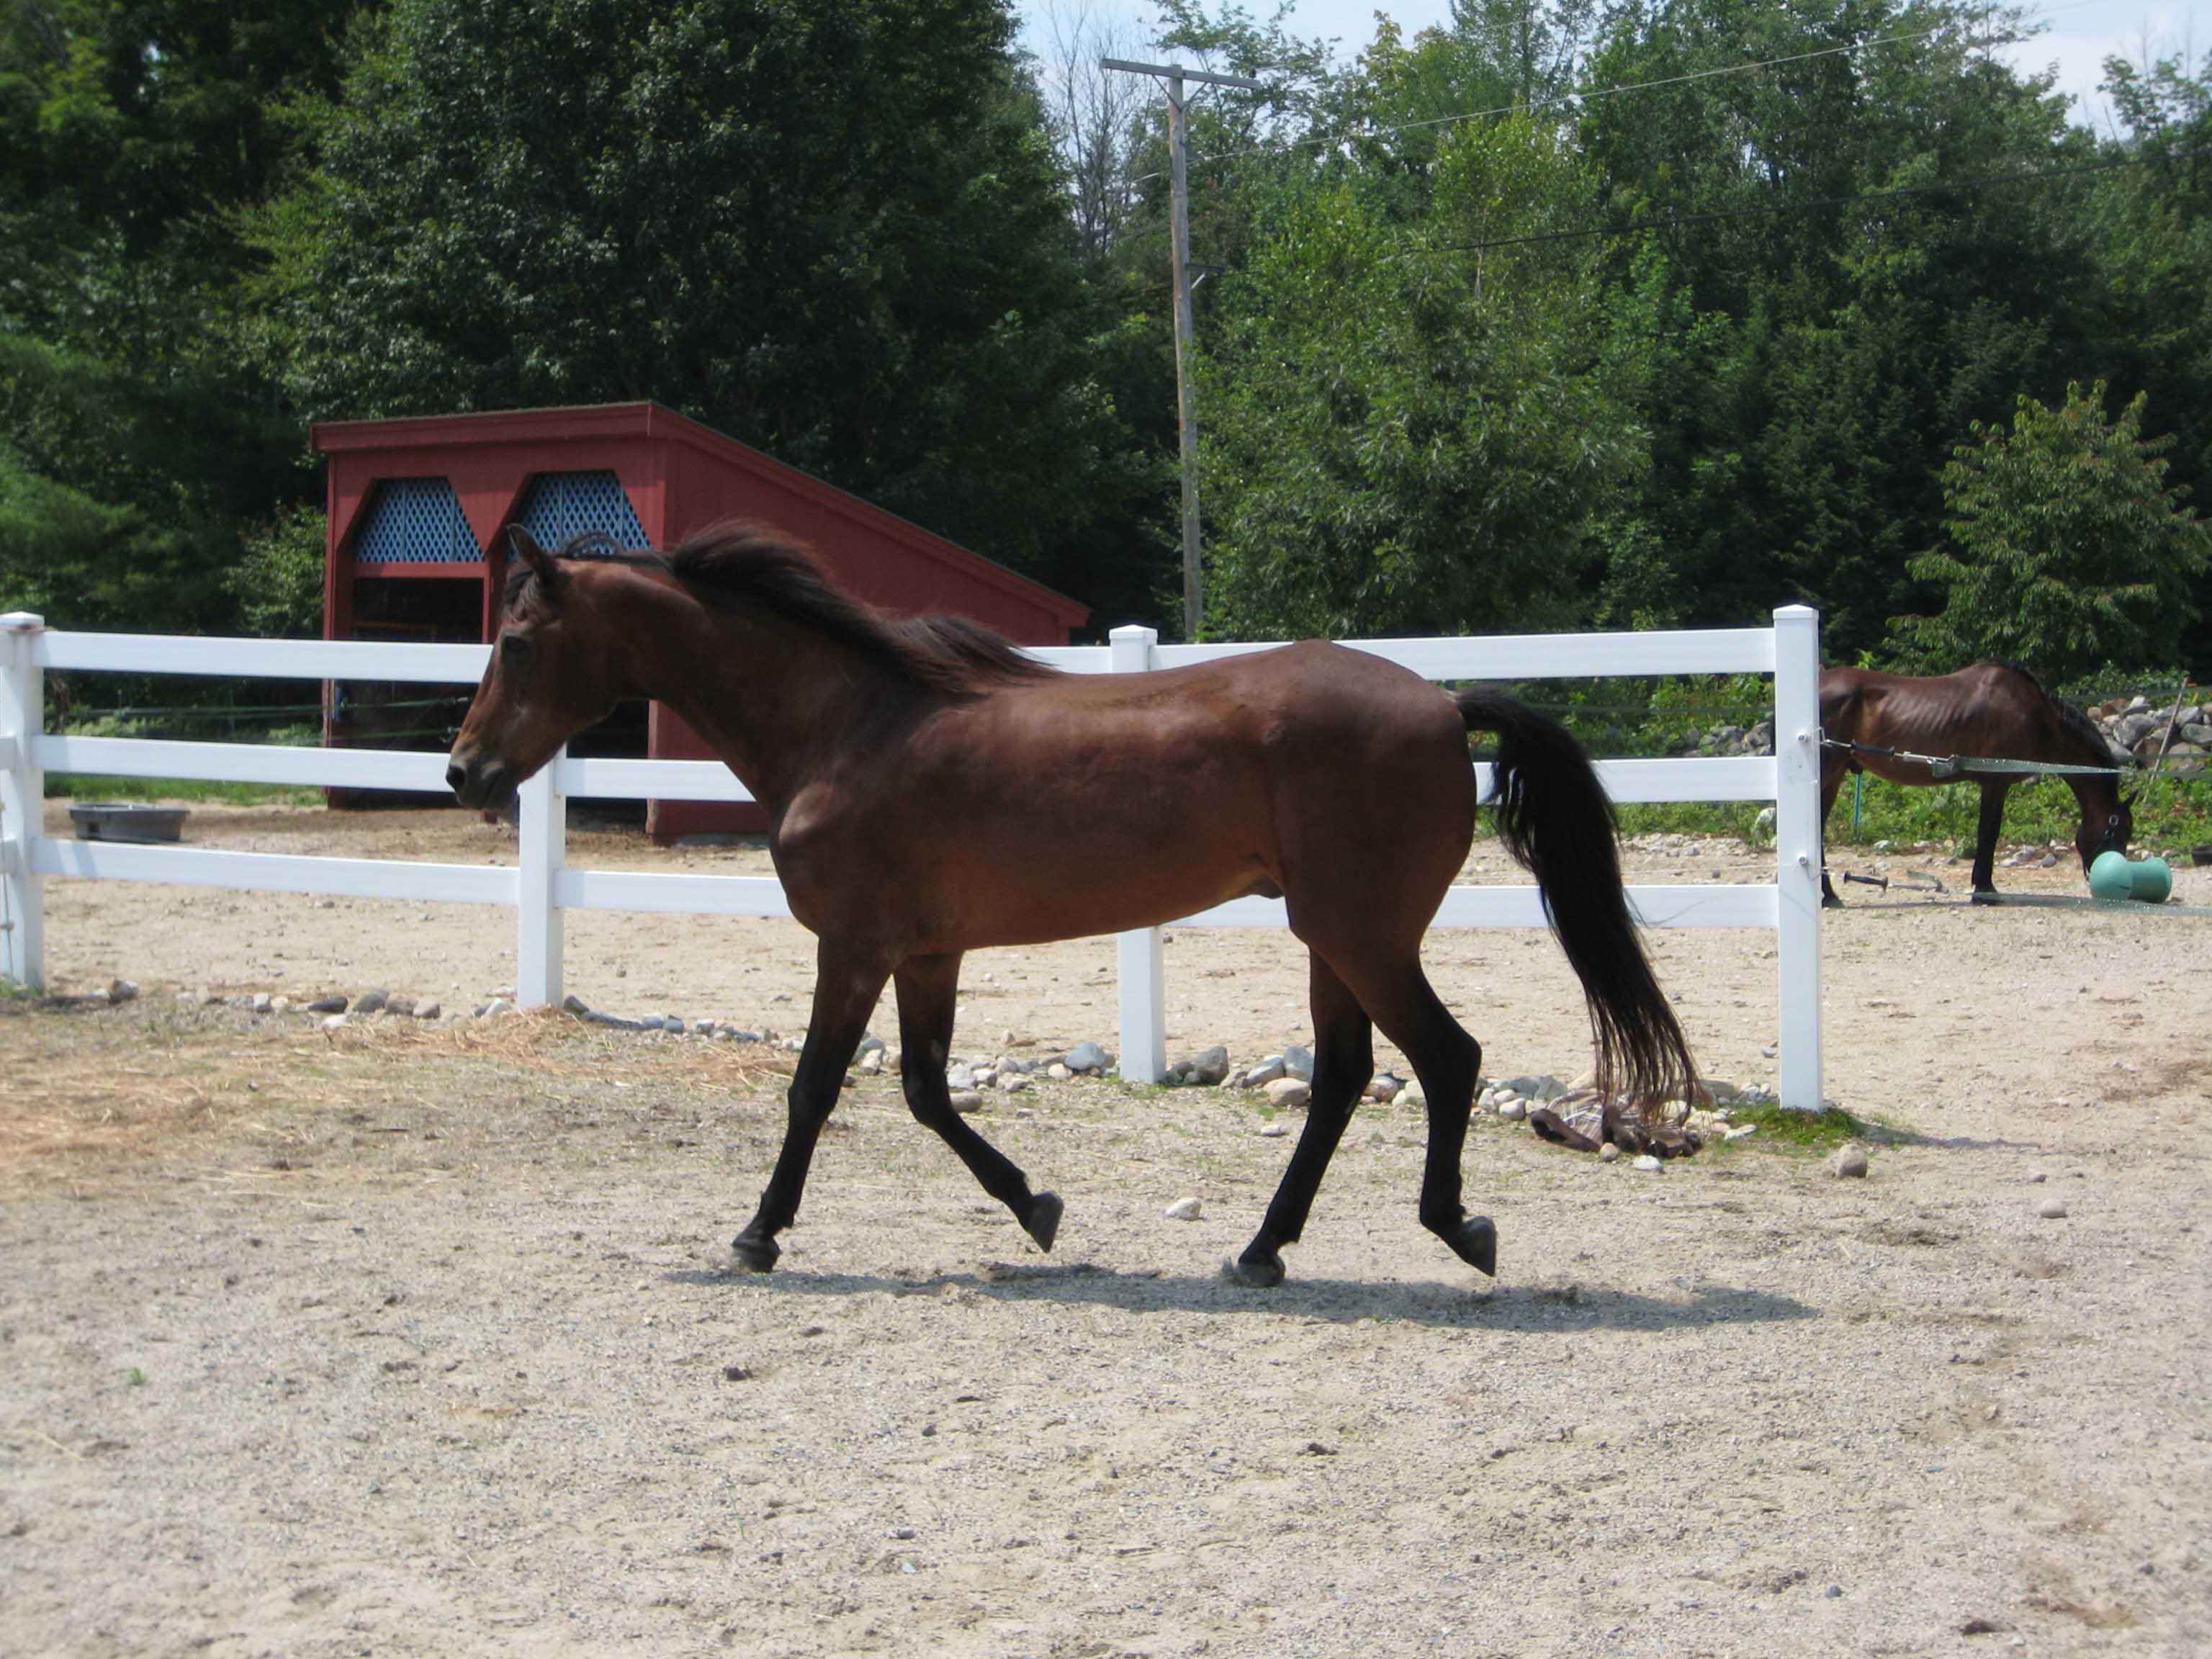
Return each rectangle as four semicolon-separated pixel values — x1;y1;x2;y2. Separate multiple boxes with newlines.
1019;1;2212;135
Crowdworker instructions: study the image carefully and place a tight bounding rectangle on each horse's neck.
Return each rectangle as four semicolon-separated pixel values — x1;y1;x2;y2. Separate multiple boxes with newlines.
610;583;891;810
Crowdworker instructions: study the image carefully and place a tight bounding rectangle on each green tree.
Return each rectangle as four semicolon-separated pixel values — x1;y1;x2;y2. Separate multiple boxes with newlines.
0;2;364;634
1887;382;2210;683
1200;116;1637;638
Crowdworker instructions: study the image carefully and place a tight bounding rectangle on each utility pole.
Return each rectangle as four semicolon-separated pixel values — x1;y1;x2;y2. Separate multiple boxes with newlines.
1102;58;1262;641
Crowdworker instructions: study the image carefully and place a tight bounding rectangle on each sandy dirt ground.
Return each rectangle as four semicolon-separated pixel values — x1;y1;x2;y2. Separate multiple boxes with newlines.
2;801;2208;1657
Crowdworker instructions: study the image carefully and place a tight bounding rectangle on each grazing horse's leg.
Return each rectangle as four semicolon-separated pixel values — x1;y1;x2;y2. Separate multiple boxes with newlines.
892;953;1063;1254
1328;953;1491;1277
731;943;889;1272
1228;956;1375;1288
1818;751;1850;907
1969;778;2014;902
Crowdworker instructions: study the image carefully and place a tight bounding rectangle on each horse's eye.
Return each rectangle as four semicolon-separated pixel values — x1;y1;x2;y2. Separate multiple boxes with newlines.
500;634;532;666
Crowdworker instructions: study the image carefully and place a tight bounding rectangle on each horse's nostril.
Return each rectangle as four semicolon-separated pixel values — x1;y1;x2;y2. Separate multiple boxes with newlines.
446;763;468;796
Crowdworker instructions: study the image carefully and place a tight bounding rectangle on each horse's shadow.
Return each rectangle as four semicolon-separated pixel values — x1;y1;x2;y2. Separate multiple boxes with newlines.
663;1262;1815;1333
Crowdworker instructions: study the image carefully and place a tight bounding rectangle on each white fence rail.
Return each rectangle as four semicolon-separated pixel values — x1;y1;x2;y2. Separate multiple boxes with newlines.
0;607;1824;1108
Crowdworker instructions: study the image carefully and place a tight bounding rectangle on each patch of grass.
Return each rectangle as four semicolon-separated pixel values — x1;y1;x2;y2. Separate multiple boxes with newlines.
1722;1102;1863;1152
48;774;324;809
125;1367;146;1388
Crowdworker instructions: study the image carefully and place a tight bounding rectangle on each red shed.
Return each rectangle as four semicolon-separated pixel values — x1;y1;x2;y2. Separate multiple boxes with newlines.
310;403;1089;837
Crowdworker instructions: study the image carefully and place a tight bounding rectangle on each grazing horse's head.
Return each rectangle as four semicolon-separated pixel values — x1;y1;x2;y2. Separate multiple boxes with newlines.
2077;786;2134;872
446;526;626;812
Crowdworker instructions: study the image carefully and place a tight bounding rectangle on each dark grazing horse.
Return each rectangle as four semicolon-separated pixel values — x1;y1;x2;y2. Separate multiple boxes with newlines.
1819;665;2133;903
448;523;1699;1285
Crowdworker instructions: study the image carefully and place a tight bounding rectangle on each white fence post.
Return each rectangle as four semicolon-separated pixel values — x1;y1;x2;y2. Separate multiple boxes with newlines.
1110;625;1166;1084
516;747;565;1007
0;613;45;989
1771;604;1824;1111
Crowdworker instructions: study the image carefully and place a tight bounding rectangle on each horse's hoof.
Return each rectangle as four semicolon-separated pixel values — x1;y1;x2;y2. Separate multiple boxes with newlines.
730;1231;780;1273
1024;1192;1063;1254
1223;1249;1285;1288
1969;889;2001;907
1445;1216;1498;1277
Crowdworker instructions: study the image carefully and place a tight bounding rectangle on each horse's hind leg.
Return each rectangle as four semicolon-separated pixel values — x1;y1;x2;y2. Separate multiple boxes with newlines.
1819;753;1849;907
892;953;1062;1254
1228;956;1373;1288
732;942;889;1272
1970;779;2014;900
1329;953;1491;1276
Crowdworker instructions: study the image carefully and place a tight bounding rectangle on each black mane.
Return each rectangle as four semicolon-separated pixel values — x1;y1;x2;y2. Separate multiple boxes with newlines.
508;523;1053;694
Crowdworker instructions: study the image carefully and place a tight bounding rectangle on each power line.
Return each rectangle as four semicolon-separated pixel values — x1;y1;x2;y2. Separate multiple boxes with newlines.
1172;0;2111;173
1439;146;2192;255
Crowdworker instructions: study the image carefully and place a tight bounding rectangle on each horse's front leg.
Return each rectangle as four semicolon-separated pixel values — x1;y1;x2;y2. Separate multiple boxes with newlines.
1969;779;2013;902
1229;955;1372;1287
731;941;890;1272
892;953;1063;1253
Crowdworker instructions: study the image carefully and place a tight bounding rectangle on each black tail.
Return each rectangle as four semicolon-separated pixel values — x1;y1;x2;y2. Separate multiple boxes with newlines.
1457;688;1701;1110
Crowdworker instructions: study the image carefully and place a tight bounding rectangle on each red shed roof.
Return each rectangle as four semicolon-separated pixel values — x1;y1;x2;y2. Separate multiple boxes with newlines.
310;402;1089;632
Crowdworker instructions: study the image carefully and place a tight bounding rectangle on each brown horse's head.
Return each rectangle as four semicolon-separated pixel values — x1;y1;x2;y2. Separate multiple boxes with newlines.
2077;786;2135;872
446;526;626;812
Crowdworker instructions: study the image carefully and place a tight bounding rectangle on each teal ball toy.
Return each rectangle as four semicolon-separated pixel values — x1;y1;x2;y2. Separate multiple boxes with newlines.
2130;855;2172;904
2088;850;2133;901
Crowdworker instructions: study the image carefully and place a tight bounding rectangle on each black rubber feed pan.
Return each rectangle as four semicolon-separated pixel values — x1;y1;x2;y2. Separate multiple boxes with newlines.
69;803;189;843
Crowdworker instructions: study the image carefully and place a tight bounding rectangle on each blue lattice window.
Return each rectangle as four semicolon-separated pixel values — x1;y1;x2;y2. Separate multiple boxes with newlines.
514;470;650;552
353;477;482;565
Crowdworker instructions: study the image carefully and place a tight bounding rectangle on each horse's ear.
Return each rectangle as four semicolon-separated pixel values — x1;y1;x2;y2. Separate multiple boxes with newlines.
507;525;562;600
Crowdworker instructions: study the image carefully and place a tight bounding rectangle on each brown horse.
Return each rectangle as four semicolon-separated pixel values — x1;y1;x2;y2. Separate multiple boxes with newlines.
448;523;1699;1285
1819;665;2133;903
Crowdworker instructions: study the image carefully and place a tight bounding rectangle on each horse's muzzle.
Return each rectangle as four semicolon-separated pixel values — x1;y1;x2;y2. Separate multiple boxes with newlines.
446;751;517;813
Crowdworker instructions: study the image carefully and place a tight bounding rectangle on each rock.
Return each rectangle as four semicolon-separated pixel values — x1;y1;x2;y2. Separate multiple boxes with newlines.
1282;1045;1315;1082
855;1035;886;1059
947;1063;976;1091
1162;1061;1194;1087
1399;1079;1426;1107
1633;1154;1663;1172
307;994;347;1015
1243;1056;1286;1088
1164;1197;1202;1221
858;1050;884;1075
1367;1074;1402;1104
1496;1099;1527;1123
1598;1142;1621;1163
480;997;513;1019
107;979;139;1004
1503;1074;1548;1100
1833;1146;1870;1179
354;989;389;1016
248;992;272;1015
2036;1197;2069;1220
320;1014;347;1033
1724;1125;1759;1143
1046;1062;1070;1082
415;1002;441;1021
1184;1046;1231;1087
949;1091;985;1115
1001;1073;1029;1094
1064;1041;1110;1075
693;1018;716;1035
1263;1078;1311;1110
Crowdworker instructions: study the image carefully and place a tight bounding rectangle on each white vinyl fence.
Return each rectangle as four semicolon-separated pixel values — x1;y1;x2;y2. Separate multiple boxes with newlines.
0;607;1824;1108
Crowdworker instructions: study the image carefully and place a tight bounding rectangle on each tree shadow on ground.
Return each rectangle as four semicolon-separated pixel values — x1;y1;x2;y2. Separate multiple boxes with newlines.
664;1262;1817;1332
